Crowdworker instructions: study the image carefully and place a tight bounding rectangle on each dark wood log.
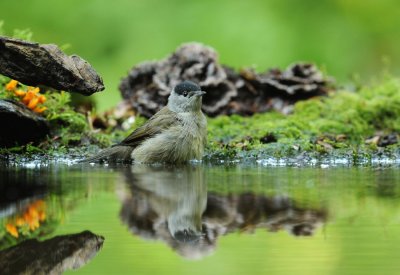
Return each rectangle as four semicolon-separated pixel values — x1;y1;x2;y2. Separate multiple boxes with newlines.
0;99;50;147
0;36;104;95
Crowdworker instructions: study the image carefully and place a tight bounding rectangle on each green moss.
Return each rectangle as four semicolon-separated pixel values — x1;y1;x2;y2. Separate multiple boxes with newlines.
0;81;110;155
2;76;400;161
44;92;88;132
206;76;400;159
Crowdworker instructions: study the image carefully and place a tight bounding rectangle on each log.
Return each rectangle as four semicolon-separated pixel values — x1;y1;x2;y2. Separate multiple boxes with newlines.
0;99;50;147
0;36;104;95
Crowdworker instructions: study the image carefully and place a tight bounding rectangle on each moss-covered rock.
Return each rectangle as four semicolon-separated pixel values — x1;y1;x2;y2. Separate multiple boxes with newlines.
206;76;400;161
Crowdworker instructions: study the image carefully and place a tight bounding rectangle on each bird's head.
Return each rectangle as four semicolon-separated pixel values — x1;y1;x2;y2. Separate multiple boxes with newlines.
168;81;206;113
167;213;203;244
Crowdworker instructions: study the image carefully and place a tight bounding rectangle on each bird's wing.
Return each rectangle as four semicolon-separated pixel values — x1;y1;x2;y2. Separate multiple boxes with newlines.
118;107;179;147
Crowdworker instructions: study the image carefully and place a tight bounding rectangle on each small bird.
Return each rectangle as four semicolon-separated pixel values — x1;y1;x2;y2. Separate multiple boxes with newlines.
84;81;207;163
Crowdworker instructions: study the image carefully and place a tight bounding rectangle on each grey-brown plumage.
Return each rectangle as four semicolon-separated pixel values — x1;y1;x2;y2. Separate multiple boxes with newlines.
83;81;207;163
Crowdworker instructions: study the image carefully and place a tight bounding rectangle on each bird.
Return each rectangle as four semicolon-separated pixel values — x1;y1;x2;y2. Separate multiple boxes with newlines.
83;80;207;163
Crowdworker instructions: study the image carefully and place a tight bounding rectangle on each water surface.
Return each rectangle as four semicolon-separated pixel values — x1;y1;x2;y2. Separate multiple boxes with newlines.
0;163;399;274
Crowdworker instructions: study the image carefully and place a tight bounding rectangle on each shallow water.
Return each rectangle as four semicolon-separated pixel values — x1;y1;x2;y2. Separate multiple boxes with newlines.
0;162;400;275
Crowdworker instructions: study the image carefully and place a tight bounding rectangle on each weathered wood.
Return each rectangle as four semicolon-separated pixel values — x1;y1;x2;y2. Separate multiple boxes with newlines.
0;231;104;274
0;99;49;147
0;36;104;95
119;42;332;118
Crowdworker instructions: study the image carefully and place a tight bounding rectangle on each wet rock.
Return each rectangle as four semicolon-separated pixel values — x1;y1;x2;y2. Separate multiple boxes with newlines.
119;42;332;118
366;133;398;147
365;136;380;146
259;133;277;144
0;231;104;274
0;99;49;147
377;133;398;147
0;36;104;95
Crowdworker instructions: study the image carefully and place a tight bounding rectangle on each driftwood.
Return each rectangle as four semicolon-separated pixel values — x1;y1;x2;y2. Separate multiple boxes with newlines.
0;231;104;274
0;36;104;95
0;99;49;147
120;43;332;118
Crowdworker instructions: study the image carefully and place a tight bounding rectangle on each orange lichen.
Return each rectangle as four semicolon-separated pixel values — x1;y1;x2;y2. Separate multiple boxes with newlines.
38;95;46;103
5;80;18;91
39;211;46;221
22;92;33;103
22;89;38;104
27;97;39;109
28;219;40;231
32;200;44;208
33;106;47;113
14;89;26;97
15;217;25;227
4;80;47;114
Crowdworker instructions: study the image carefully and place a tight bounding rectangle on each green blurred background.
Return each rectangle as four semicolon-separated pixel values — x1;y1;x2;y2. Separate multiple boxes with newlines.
1;0;399;111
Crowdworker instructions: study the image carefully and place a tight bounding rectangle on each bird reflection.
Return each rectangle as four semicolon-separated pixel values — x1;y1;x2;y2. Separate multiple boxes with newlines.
119;165;327;259
160;166;206;243
119;164;210;259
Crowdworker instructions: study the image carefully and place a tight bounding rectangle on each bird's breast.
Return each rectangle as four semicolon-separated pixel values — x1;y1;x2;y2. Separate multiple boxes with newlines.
174;113;207;159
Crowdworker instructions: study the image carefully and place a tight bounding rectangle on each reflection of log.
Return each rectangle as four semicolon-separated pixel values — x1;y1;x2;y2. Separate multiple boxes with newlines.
0;166;50;217
205;193;326;236
0;36;104;95
120;42;331;117
0;100;50;147
0;231;104;274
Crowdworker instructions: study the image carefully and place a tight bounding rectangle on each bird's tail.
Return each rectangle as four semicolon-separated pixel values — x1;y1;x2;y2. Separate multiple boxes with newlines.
79;145;134;163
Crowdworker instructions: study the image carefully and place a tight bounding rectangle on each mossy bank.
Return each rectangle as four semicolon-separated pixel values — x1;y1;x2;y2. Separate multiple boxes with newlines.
1;75;400;166
206;75;400;164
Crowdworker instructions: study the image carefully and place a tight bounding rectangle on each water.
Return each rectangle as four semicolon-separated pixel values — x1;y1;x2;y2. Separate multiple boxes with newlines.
0;162;400;275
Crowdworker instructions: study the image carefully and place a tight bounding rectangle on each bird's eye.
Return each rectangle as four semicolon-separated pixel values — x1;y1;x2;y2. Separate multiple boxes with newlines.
183;91;188;97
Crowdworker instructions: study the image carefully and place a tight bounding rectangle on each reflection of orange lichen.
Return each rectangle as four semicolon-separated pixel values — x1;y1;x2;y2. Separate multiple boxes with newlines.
4;199;47;238
6;223;19;238
15;218;25;226
4;80;47;113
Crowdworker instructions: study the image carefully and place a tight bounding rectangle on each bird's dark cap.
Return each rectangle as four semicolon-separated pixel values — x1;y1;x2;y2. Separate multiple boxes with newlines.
174;81;201;96
173;229;201;243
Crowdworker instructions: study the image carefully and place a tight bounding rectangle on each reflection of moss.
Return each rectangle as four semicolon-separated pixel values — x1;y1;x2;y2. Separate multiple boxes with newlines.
0;199;61;250
0;165;107;249
206;76;400;159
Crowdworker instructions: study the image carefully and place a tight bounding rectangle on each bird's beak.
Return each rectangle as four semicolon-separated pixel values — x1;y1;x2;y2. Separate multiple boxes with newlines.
194;91;206;97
